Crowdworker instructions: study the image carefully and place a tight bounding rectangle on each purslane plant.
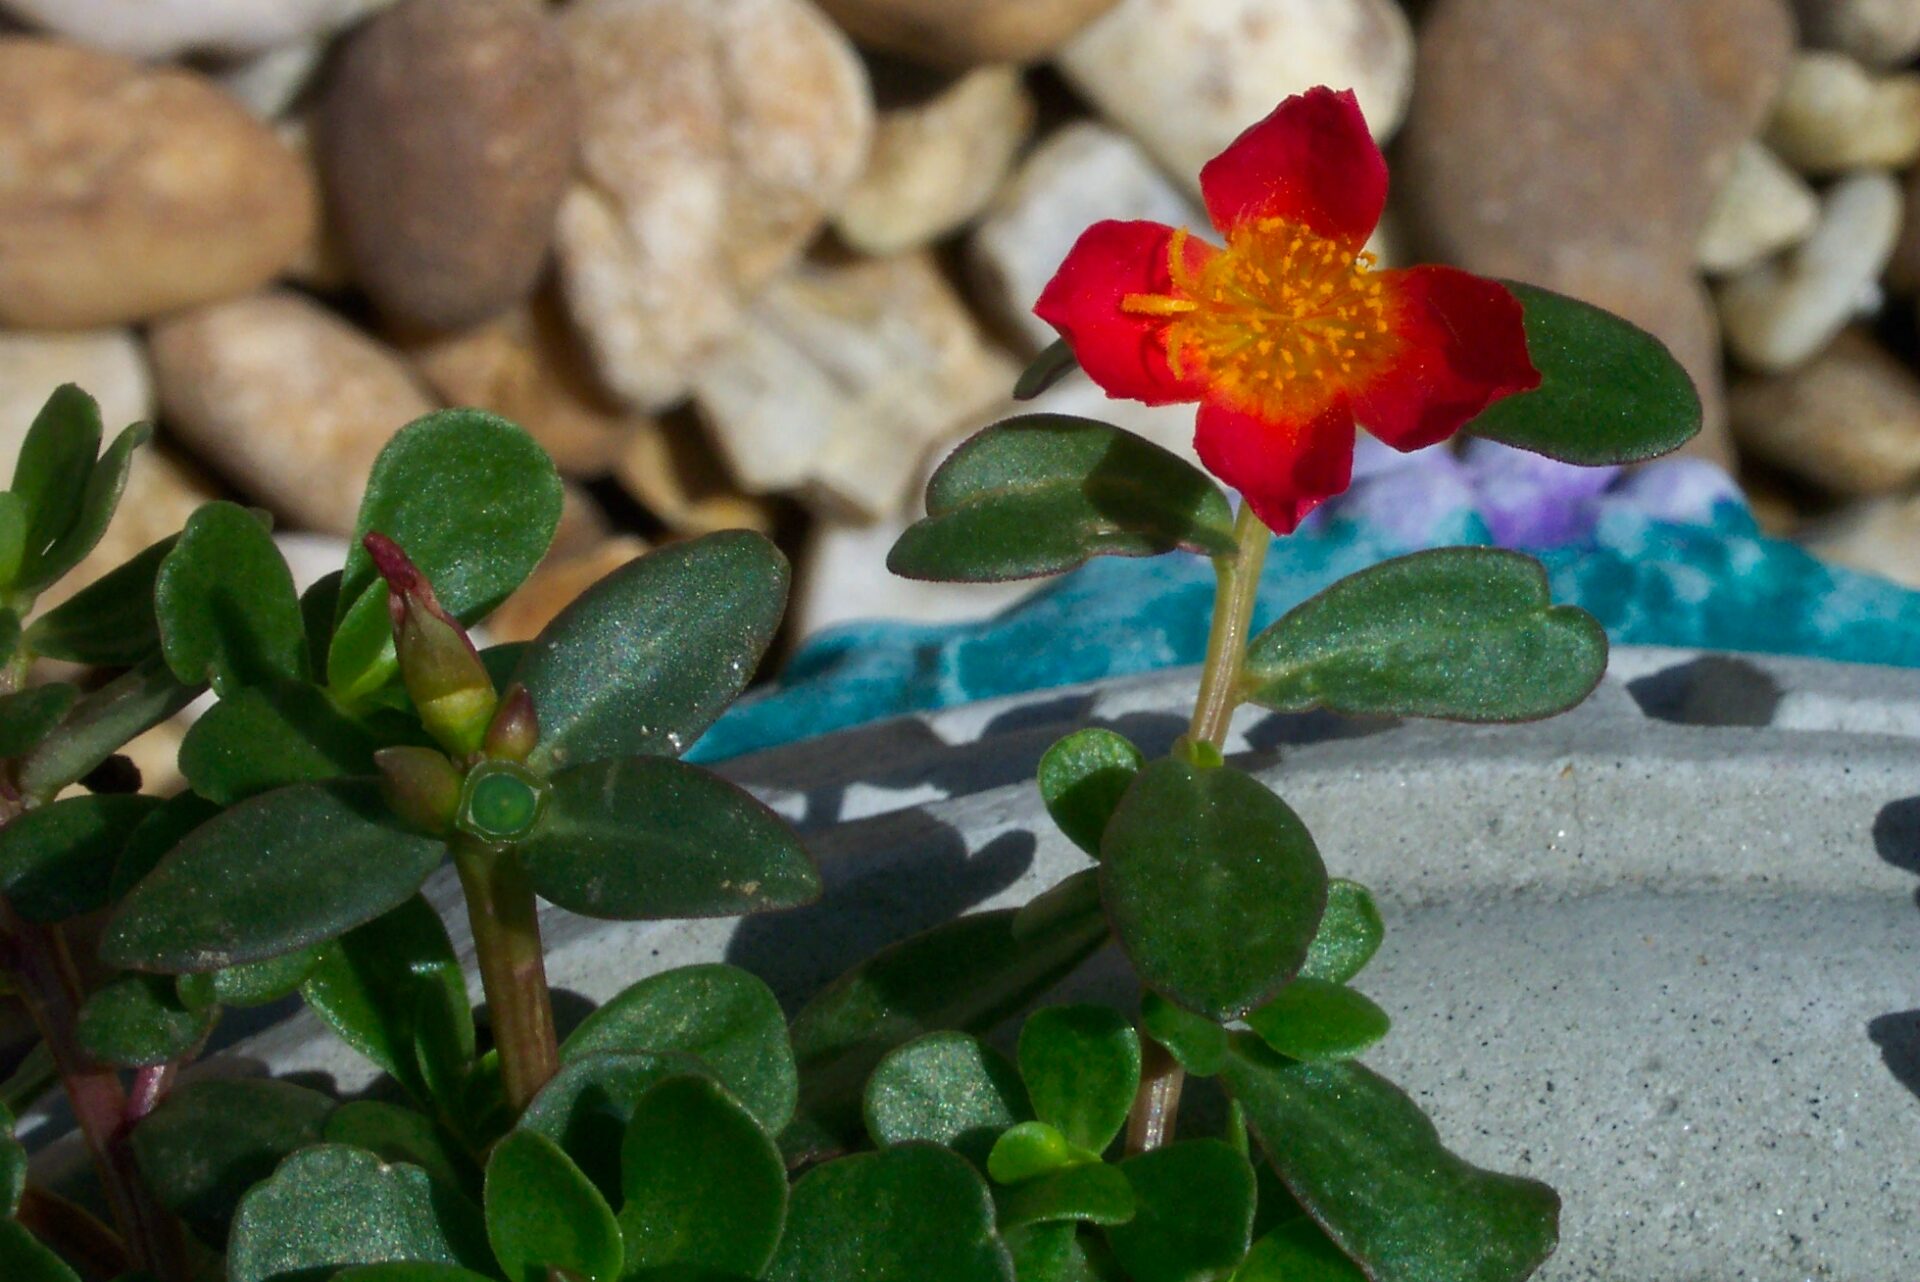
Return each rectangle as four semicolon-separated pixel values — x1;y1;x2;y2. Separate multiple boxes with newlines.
0;85;1700;1282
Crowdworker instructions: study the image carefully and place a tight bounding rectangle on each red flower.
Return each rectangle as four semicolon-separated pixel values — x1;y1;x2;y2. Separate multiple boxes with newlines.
1034;88;1539;534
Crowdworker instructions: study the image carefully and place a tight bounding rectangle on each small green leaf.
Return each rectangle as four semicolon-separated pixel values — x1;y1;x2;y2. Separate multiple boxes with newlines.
227;1145;492;1282
300;896;471;1107
1038;729;1143;857
889;416;1235;583
1231;1219;1366;1281
1006;1223;1119;1282
1467;281;1700;465
1242;549;1607;723
863;1032;1029;1166
329;410;563;703
563;964;795;1135
1298;881;1384;986
513;530;788;771
77;973;216;1067
786;900;1111;1162
516;755;819;920
28;536;174;665
131;1078;336;1244
1104;1141;1255;1282
1018;1006;1140;1154
0;493;26;586
1014;340;1080;401
1139;993;1228;1078
1101;761;1327;1020
1244;980;1390;1064
517;1051;716;1200
22;422;148;594
104;782;447;972
0;794;160;921
486;1129;621;1282
180;681;380;805
194;947;325;1009
0;684;75;759
325;1102;474;1196
9;385;102;588
997;1163;1136;1231
0;1218;81;1282
155;502;306;695
987;1122;1097;1185
1221;1037;1559;1282
17;656;199;801
619;1075;787;1278
768;1145;1015;1282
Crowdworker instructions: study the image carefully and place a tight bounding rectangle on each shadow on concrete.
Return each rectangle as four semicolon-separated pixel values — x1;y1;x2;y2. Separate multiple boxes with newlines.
1871;796;1920;1101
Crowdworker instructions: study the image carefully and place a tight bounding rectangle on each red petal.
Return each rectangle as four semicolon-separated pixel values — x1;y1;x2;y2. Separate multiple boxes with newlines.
1194;399;1356;535
1034;219;1211;406
1199;88;1386;248
1352;266;1541;452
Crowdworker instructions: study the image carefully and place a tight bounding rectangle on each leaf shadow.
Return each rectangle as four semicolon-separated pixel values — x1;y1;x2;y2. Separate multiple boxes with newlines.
1869;796;1920;1102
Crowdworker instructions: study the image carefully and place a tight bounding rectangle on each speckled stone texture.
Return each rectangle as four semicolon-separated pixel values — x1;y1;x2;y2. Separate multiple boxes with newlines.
146;647;1920;1277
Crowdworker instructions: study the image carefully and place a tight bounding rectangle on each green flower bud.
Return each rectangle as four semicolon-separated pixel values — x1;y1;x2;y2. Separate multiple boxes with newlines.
375;745;463;835
365;532;498;756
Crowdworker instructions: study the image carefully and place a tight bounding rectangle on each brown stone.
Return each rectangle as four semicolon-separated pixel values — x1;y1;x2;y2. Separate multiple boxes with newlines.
0;39;315;328
319;0;576;330
1729;329;1920;496
816;0;1121;65
615;416;777;537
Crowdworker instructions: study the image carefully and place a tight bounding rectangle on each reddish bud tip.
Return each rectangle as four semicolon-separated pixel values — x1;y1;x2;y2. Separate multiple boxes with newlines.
484;683;540;762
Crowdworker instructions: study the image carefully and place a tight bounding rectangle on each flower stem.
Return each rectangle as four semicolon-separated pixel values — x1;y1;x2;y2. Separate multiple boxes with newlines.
451;837;558;1115
1129;502;1272;1155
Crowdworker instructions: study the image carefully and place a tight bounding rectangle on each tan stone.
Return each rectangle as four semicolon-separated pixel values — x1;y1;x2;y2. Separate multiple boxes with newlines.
489;535;648;643
0;0;396;59
0;329;152;462
834;66;1034;256
1730;330;1920;496
0;39;316;329
1802;495;1920;588
1697;141;1820;276
149;290;437;535
555;0;873;410
615;416;777;537
1765;50;1920;175
815;0;1120;65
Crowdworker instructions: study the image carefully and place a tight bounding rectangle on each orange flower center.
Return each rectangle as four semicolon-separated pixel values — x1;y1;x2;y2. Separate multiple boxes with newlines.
1122;218;1391;419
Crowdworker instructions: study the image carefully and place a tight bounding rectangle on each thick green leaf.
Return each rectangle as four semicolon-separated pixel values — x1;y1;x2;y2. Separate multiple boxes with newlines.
10;385;102;589
155;502;305;695
619;1075;786;1278
325;1103;473;1196
786;898;1111;1161
517;1051;716;1200
23;422;147;594
0;493;25;586
77;973;216;1066
0;794;161;921
227;1145;491;1282
329;410;563;702
863;1032;1029;1166
1104;1141;1255;1282
997;1163;1136;1231
987;1121;1099;1185
1244;980;1389;1064
517;755;818;920
300;896;471;1106
1018;1005;1139;1154
889;416;1235;583
768;1145;1014;1282
104;782;447;972
1232;1219;1366;1282
512;531;787;771
192;946;325;1009
1101;761;1326;1020
1243;549;1606;723
1014;339;1080;401
1038;729;1142;858
131;1078;336;1244
1466;281;1700;465
0;684;76;758
486;1129;621;1282
1221;1037;1559;1282
1006;1224;1118;1282
17;657;199;800
1298;881;1384;986
181;681;380;805
0;1218;81;1282
1139;993;1228;1077
563;964;795;1135
111;792;220;901
28;536;174;665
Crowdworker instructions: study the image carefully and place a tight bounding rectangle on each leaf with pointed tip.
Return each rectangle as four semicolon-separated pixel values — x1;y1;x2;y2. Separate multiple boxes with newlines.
863;1032;1028;1166
513;531;788;771
155;502;305;696
619;1076;786;1278
1299;881;1384;985
1014;340;1080;401
890;416;1235;583
1103;1141;1255;1282
1221;1037;1559;1282
0;793;161;921
1242;549;1606;724
9;385;102;590
21;422;148;594
1244;980;1389;1064
768;1145;1014;1282
1018;1005;1139;1154
104;782;447;972
26;537;173;665
1038;729;1142;857
486;1129;621;1282
0;684;76;759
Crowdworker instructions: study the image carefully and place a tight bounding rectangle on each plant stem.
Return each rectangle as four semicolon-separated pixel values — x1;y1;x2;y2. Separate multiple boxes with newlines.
452;837;558;1114
1129;503;1272;1155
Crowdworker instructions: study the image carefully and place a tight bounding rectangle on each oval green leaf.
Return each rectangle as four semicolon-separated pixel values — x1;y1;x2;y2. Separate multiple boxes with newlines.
1221;1037;1559;1282
1101;760;1327;1020
1233;1219;1367;1282
863;1032;1029;1166
518;1051;716;1201
513;530;788;771
180;680;380;805
987;1121;1095;1186
1244;980;1389;1064
517;755;818;921
1014;339;1080;401
20;421;147;594
26;536;173;665
1242;548;1607;723
104;782;447;972
768;1145;1015;1282
889;416;1235;583
77;972;216;1067
1104;1140;1256;1282
17;656;199;801
0;793;161;921
1018;1005;1140;1155
156;501;306;695
1298;881;1384;986
1139;993;1228;1078
996;1162;1136;1232
1466;281;1701;465
486;1129;621;1282
1039;728;1143;858
0;684;76;759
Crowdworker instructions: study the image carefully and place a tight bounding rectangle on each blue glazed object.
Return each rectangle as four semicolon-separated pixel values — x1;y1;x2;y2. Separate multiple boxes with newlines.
692;443;1920;762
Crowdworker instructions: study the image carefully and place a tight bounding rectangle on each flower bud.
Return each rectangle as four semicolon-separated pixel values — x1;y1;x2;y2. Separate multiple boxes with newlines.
484;682;539;762
375;745;464;834
365;532;498;756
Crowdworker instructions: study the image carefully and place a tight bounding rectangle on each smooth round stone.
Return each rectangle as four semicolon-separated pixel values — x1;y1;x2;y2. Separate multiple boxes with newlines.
1765;50;1920;175
1792;0;1920;67
1730;329;1920;497
1696;141;1819;276
0;0;394;58
814;0;1121;65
